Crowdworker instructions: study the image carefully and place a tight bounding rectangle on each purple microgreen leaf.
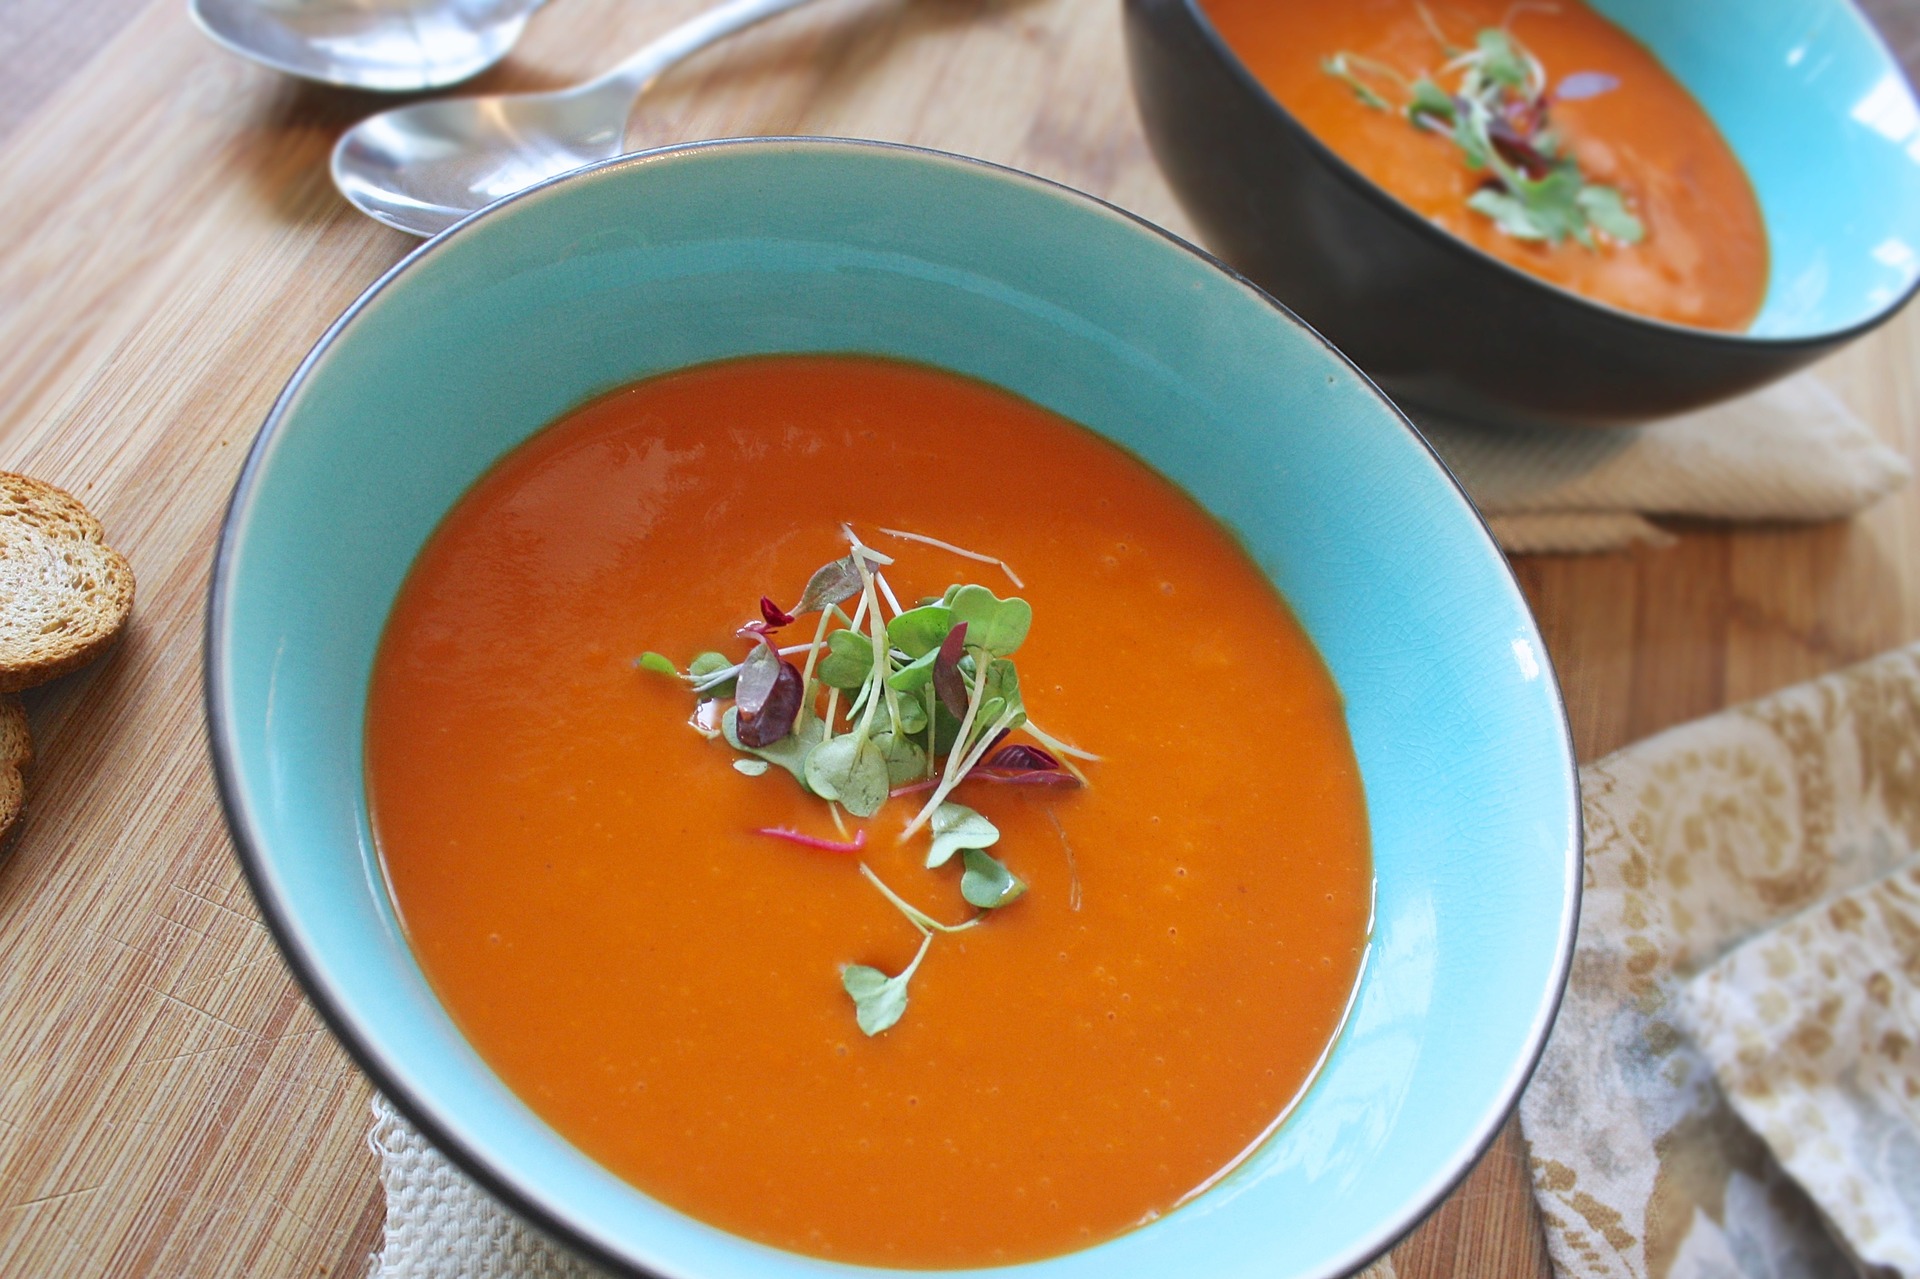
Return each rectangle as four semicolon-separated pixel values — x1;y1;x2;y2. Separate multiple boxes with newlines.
972;768;1079;787
1554;71;1619;102
736;658;803;748
1487;116;1554;179
987;744;1060;773
734;640;781;717
760;595;796;628
794;556;864;616
933;622;969;718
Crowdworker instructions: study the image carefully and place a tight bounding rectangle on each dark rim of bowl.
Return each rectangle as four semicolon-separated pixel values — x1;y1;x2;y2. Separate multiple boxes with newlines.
1155;0;1920;349
204;135;1583;1279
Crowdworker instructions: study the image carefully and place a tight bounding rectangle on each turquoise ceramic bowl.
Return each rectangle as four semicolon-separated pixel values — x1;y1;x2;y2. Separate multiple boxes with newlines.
207;140;1579;1279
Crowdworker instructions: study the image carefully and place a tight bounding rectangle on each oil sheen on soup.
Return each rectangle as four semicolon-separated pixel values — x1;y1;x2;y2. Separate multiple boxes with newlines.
366;355;1373;1267
1206;0;1769;330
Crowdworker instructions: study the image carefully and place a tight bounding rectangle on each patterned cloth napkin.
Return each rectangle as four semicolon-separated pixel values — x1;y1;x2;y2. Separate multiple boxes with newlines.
1676;860;1920;1277
1521;643;1920;1278
366;1093;1397;1277
1418;374;1910;553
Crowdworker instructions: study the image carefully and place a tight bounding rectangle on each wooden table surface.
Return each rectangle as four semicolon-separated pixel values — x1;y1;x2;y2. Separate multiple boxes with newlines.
0;0;1914;1274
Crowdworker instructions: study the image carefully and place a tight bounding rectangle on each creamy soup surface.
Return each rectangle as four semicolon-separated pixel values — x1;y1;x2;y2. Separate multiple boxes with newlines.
367;354;1373;1266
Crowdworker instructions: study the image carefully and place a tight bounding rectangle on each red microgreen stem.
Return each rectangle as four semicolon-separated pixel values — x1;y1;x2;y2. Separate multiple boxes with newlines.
755;826;867;854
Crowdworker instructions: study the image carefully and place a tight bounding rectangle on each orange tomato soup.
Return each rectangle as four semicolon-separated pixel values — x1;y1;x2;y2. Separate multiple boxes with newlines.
366;355;1372;1266
1206;0;1769;330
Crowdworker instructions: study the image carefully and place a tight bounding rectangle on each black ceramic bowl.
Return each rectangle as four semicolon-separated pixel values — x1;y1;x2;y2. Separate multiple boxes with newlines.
1123;0;1920;427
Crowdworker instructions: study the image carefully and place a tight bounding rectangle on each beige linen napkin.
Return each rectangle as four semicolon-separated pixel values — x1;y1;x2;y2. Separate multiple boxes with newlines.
366;1093;1398;1277
1676;859;1920;1277
1520;643;1920;1278
1418;374;1910;553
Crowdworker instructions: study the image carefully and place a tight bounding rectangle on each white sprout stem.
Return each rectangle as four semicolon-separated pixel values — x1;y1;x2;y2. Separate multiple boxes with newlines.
876;527;1025;590
690;641;821;694
797;606;835;692
923;686;938;779
1413;0;1458;54
875;572;905;617
849;554;894;742
1020;720;1100;761
897;930;934;980
859;863;979;934
899;655;995;841
840;523;894;565
819;591;871;741
830;803;850;840
1045;807;1082;912
1020;721;1097;784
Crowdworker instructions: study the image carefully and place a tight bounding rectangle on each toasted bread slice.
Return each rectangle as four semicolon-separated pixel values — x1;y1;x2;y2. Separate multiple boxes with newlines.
0;696;30;846
0;473;134;693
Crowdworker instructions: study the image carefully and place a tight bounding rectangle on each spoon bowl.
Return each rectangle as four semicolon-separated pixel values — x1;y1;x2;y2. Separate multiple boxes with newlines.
191;0;548;92
332;0;819;236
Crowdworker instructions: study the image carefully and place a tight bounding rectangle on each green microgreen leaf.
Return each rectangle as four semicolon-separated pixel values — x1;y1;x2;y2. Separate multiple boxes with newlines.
944;586;1032;656
960;848;1027;910
722;706;822;790
886;605;956;659
795;556;864;616
733;759;770;777
1476;28;1529;89
636;651;679;677
1407;76;1454;124
1322;53;1391;110
1576;183;1645;244
688;650;737;697
816;630;875;690
871;729;927;786
804;734;891;818
927;802;1000;869
1467;187;1548;240
841;931;930;1036
888;648;938;694
894;694;928;736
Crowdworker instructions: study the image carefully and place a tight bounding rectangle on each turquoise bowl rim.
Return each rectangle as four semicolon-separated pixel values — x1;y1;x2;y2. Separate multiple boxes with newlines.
205;137;1582;1278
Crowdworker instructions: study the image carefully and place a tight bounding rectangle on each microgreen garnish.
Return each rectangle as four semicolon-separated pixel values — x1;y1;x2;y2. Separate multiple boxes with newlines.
755;826;866;853
636;651;679;676
841;932;929;1036
636;528;1092;1034
960;848;1027;909
1326;20;1641;249
926;801;998;869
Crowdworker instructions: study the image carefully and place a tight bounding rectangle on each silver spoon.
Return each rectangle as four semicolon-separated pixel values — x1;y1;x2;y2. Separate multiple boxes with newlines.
190;0;551;93
331;0;821;237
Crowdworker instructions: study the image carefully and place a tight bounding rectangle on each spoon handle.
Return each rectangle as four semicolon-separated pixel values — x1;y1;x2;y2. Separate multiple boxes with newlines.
584;0;823;102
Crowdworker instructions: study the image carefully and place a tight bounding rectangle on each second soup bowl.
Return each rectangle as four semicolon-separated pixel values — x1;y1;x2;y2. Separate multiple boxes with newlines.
1124;0;1920;427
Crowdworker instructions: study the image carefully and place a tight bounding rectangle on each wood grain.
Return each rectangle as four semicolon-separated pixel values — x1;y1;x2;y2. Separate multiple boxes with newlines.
0;0;1912;1275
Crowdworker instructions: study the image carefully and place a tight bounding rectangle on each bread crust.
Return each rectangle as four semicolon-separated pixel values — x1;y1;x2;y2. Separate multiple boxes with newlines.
0;473;135;693
0;696;31;846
